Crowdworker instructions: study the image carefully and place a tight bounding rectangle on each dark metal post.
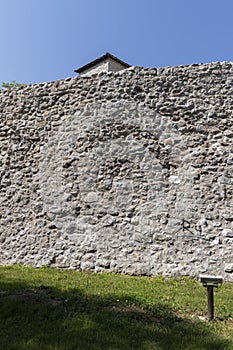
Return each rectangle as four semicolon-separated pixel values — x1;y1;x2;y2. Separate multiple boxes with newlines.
207;286;214;320
200;275;223;321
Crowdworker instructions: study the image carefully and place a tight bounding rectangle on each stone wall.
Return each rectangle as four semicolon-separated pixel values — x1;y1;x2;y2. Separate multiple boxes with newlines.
79;60;109;76
79;58;128;76
108;58;128;73
0;61;233;280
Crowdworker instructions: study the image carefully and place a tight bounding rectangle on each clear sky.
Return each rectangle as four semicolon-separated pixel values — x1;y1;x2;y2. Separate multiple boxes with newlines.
1;0;233;84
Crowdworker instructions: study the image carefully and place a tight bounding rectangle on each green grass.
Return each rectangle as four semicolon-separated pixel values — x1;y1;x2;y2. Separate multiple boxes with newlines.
0;265;232;350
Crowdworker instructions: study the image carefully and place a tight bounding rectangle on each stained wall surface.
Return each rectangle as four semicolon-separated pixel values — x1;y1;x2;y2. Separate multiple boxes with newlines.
0;62;233;280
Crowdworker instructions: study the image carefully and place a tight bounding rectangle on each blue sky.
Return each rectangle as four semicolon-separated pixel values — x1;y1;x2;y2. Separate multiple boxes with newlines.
1;0;233;84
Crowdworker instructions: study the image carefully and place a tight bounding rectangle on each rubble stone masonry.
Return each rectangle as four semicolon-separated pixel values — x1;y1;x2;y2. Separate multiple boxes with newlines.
0;61;233;280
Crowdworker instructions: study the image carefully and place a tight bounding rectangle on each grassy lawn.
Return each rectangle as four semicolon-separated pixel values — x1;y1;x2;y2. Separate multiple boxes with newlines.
0;265;232;350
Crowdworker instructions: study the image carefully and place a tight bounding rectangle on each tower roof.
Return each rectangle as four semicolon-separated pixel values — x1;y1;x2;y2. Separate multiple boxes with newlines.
74;52;131;76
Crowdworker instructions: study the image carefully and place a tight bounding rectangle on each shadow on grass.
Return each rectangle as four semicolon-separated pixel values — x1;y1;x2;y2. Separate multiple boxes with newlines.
0;277;230;350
